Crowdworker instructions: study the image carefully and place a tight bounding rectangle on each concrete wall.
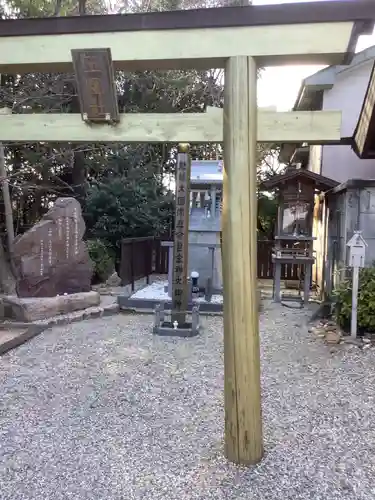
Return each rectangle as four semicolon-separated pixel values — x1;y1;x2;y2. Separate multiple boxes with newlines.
358;188;375;266
188;231;222;289
312;60;375;182
332;188;375;267
317;190;350;294
321;183;375;295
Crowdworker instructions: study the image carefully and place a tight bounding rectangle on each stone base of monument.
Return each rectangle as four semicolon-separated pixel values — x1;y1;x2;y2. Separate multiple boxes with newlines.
119;296;223;314
153;303;200;337
2;291;101;322
163;283;222;300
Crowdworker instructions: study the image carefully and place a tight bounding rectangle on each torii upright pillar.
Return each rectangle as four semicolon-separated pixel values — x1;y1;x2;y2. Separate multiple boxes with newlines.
222;56;262;464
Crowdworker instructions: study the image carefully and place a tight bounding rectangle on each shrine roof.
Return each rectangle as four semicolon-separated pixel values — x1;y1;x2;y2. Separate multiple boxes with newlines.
0;1;373;37
279;44;375;165
261;168;339;191
191;160;223;185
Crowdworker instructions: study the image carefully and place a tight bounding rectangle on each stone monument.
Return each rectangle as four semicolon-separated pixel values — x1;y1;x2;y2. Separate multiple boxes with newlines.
13;197;93;298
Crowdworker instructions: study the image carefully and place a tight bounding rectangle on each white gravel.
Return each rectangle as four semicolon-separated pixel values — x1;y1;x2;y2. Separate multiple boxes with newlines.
131;280;223;304
1;301;375;499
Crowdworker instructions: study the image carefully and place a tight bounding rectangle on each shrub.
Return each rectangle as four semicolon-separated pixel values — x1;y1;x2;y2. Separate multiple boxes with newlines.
333;266;375;333
84;174;174;262
87;239;115;284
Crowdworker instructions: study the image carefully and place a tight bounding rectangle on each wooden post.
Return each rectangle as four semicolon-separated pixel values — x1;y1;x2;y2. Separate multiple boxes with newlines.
0;108;15;253
347;231;367;338
171;143;191;326
130;240;135;292
222;56;263;464
351;265;359;338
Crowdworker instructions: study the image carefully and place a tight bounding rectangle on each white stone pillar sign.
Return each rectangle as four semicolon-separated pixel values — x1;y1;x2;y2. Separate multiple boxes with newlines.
346;231;367;338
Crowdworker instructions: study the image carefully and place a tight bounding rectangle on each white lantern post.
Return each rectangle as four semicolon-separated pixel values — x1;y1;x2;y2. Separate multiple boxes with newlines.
347;231;368;338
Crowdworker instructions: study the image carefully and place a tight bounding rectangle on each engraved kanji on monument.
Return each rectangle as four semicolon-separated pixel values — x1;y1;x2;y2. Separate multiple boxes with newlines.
171;144;191;325
13;197;93;297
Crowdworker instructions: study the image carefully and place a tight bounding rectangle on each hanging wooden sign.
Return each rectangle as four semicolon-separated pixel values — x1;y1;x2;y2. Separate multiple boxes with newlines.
71;48;120;123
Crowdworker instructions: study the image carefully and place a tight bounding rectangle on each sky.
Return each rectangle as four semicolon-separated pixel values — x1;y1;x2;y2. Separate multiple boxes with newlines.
255;0;375;110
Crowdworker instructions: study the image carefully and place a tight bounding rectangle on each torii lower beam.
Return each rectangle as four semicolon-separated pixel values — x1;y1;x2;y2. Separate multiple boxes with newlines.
0;109;342;143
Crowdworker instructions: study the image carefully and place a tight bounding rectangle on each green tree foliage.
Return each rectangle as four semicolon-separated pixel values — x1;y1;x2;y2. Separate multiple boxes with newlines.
256;144;285;239
257;194;278;239
87;238;115;283
84;150;174;259
6;0;105;17
333;267;375;333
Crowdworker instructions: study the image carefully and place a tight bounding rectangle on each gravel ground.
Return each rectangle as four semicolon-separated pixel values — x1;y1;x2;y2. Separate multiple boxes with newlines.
1;302;375;500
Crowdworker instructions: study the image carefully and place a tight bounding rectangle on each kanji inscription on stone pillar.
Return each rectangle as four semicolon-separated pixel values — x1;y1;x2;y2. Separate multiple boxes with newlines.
171;143;191;325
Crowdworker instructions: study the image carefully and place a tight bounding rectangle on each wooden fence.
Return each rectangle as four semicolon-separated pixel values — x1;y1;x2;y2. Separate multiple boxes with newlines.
119;237;301;290
257;240;300;280
119;237;169;291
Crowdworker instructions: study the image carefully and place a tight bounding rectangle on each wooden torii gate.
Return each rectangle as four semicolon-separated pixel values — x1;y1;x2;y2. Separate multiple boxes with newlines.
0;1;374;465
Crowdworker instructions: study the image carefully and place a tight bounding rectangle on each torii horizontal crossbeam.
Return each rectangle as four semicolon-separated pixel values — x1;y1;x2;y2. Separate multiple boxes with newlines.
0;109;342;144
0;23;364;73
0;1;373;36
0;2;374;73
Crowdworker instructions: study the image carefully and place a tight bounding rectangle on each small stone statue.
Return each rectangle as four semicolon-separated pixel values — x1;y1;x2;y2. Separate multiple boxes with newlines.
204;192;212;218
192;305;200;331
154;304;161;327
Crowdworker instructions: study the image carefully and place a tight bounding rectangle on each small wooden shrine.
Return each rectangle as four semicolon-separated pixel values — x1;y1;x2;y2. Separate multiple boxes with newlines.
262;168;338;305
